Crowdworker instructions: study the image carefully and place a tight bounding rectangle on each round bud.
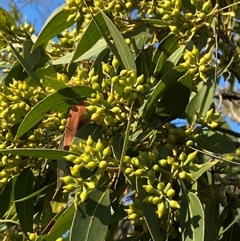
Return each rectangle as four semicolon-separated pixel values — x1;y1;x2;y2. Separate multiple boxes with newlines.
166;189;175;198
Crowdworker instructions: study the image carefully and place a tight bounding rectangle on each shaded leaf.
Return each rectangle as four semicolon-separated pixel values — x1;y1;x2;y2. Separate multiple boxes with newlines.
15;183;55;202
112;134;124;160
139;67;185;120
196;130;236;154
136;177;163;241
23;40;41;69
69;186;111;241
156;73;191;121
0;178;13;218
205;202;220;241
71;123;103;152
42;204;75;240
16;86;94;139
14;168;34;237
180;191;204;241
33;5;77;49
91;47;110;82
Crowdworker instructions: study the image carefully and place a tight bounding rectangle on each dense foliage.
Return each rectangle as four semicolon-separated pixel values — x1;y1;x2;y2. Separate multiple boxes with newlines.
0;0;240;240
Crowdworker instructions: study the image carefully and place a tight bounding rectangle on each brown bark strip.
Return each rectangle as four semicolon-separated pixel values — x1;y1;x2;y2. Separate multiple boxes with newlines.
63;103;87;150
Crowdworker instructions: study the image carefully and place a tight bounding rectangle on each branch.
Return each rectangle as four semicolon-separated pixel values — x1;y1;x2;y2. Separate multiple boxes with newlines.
215;126;240;138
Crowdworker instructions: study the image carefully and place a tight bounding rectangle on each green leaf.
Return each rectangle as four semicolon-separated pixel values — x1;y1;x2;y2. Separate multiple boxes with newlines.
196;130;236;154
23;40;41;69
33;4;77;50
112;134;124;160
180;191;204;241
0;148;77;161
220;214;240;241
42;204;75;241
16;86;94;139
186;72;216;125
5;40;45;90
0;178;13;218
161;45;186;76
141;18;170;27
72;123;103;151
0;7;17;35
91;47;110;82
136;177;163;241
156;73;191;121
96;11;136;72
205;203;220;241
101;11;136;72
52;39;107;65
14;168;34;237
14;183;55;202
139;67;185;120
68;11;108;68
191;160;219;181
45;77;68;91
69;186;111;241
135;46;154;81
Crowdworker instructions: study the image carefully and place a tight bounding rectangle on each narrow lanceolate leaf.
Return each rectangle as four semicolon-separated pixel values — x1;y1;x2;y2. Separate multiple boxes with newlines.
156;73;191;122
161;45;186;76
68;11;108;68
23;40;41;69
0;148;74;161
191;160;219;181
0;178;13;219
186;71;216;125
69;186;111;241
136;177;163;241
196;130;236;154
15;86;94;139
139;67;185;120
71;123;103;153
5;39;45;90
33;4;77;49
41;204;75;241
14;168;34;238
53;39;107;65
180;191;204;241
15;183;54;202
101;12;136;72
205;203;220;241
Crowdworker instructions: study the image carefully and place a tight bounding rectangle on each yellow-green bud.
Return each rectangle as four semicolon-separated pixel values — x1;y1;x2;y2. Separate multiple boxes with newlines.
169;200;181;209
64;154;77;162
99;160;108;169
86;135;94;147
103;146;111;158
184;151;198;165
166;189;175;198
86;161;98;170
157;202;167;218
143;185;155;193
202;0;211;12
80;190;88;202
157;182;165;191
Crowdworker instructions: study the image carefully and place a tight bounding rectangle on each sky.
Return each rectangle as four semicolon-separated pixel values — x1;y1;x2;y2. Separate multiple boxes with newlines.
1;0;239;135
